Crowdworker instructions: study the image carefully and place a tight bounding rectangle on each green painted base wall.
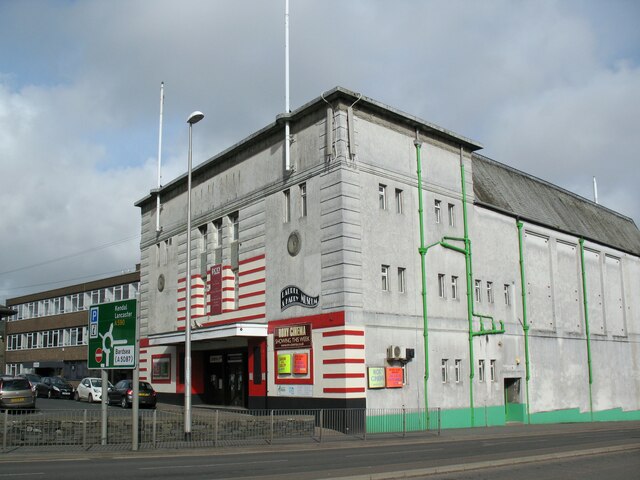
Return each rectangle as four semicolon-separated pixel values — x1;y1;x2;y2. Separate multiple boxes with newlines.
530;407;640;424
366;406;640;433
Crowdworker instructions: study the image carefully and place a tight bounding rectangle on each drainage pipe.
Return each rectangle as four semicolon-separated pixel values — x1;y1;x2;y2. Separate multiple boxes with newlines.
579;238;595;421
516;220;532;424
414;137;429;416
459;150;476;427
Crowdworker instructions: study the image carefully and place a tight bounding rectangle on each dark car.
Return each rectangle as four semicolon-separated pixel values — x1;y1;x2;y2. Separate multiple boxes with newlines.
17;373;43;393
0;377;36;410
107;380;157;409
37;376;74;399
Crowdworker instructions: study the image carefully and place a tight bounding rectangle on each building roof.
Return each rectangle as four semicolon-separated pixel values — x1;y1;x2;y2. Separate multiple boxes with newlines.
472;153;640;256
5;267;140;306
136;86;483;208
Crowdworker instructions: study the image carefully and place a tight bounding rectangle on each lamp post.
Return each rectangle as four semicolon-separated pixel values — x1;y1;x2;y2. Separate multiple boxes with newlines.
185;110;204;441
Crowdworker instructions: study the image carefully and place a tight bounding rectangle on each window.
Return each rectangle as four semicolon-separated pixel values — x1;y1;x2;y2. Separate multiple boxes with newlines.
455;359;462;383
152;354;171;383
233;269;239;309
214;219;223;247
300;183;307;217
379;184;387;210
504;284;511;306
441;359;449;383
451;276;458;300
434;200;442;224
438;274;446;298
487;281;494;304
381;265;390;291
397;267;406;293
490;359;496;382
114;285;123;301
448;203;456;227
395;188;403;214
479;359;485;382
474;280;482;303
229;212;239;241
198;224;208;254
283;189;291;223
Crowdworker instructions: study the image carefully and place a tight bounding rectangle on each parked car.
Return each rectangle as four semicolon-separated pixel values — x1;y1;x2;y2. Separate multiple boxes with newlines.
0;377;36;410
17;373;43;393
108;380;157;409
75;377;113;402
37;376;74;399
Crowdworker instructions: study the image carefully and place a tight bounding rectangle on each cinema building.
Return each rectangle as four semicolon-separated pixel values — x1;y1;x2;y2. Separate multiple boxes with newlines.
135;87;640;428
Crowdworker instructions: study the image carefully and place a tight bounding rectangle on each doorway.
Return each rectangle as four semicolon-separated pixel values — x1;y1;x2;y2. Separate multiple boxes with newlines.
204;350;247;407
504;377;524;423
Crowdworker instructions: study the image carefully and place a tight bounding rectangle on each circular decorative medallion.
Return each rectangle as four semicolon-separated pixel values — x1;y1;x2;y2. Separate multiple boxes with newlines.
287;231;301;257
157;274;165;292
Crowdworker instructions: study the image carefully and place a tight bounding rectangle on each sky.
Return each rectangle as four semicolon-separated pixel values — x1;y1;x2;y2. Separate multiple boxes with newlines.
1;0;639;303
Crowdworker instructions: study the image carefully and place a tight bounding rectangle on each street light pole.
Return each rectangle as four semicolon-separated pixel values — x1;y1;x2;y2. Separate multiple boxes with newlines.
185;110;204;441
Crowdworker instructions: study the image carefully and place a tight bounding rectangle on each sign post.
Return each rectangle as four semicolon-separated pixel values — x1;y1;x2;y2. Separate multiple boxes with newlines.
88;299;138;447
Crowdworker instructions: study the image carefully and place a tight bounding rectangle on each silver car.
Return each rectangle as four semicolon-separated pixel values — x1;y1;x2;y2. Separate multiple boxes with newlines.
0;377;36;410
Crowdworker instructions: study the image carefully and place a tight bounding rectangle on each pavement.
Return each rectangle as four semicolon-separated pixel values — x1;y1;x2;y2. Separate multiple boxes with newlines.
1;410;639;480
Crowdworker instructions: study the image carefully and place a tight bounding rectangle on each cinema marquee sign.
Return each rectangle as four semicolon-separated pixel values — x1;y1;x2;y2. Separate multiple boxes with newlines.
280;285;319;311
274;323;312;350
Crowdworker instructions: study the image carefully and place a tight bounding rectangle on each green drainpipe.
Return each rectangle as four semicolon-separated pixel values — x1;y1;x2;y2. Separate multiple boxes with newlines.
579;238;594;421
459;152;475;427
516;221;531;424
414;139;429;417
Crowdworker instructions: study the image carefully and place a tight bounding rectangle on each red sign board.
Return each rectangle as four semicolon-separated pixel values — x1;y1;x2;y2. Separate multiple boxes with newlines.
274;324;312;350
386;367;404;388
209;264;222;315
95;348;103;363
293;353;308;374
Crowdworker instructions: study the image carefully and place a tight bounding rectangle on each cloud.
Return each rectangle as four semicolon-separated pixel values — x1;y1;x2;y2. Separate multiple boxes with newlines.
0;0;638;302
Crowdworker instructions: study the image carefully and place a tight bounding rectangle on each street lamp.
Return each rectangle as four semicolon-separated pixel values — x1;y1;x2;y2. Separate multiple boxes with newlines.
185;110;204;441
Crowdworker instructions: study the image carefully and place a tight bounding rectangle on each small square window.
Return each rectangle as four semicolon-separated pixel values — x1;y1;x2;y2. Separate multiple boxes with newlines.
474;280;482;303
490;359;496;382
300;183;307;217
434;200;442;224
504;284;511;306
455;359;462;383
438;274;446;298
283;189;291;223
395;189;403;214
478;359;485;382
381;265;390;291
448;203;456;227
487;281;494;304
397;267;406;293
441;359;449;383
451;276;458;300
379;184;387;210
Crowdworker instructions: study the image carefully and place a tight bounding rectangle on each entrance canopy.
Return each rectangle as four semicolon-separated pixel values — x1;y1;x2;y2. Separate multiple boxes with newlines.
147;322;267;346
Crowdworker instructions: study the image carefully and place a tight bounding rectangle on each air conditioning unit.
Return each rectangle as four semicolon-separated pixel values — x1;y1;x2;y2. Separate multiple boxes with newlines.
387;345;407;361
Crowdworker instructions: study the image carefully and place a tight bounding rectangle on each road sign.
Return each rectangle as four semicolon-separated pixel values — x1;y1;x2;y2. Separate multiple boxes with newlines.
88;299;137;369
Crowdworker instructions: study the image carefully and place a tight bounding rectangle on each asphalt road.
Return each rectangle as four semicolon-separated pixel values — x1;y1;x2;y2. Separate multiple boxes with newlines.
0;422;638;479
422;450;640;480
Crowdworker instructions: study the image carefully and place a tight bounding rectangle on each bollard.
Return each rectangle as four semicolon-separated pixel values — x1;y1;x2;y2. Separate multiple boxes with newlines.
3;409;7;451
403;406;406;438
82;410;87;449
152;409;157;448
214;410;218;448
269;410;274;445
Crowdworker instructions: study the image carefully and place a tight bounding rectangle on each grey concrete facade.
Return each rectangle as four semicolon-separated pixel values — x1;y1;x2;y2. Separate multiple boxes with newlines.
136;87;640;426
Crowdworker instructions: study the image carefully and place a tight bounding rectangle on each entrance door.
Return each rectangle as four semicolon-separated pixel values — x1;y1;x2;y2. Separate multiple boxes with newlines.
504;377;524;423
226;352;246;407
204;351;247;407
205;353;226;405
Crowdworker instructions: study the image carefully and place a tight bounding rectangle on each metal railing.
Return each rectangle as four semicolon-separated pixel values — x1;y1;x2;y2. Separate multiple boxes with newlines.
1;406;440;452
